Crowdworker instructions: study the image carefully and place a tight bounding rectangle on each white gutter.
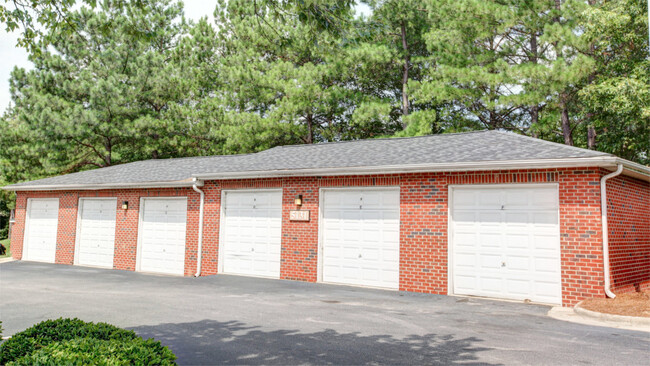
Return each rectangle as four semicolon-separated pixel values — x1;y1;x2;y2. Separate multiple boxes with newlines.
192;178;205;277
600;164;624;298
4;156;648;192
3;180;203;192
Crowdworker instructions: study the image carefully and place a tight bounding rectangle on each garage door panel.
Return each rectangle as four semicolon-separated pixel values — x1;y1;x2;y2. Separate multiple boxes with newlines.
478;233;502;247
24;199;59;263
478;191;501;207
139;198;187;275
504;234;529;249
453;211;479;223
532;212;557;225
77;199;117;268
507;279;530;295
505;255;530;271
321;188;400;289
480;276;503;293
534;257;560;272
478;211;502;224
452;185;561;304
222;190;282;278
532;190;559;209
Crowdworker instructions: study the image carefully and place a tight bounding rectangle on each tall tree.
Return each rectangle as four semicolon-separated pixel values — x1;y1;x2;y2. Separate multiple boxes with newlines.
212;0;364;145
1;0;196;178
351;0;438;135
576;0;649;163
414;0;644;150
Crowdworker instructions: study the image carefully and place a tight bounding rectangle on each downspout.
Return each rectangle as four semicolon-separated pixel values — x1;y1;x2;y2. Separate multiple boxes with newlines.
192;178;205;277
600;164;623;298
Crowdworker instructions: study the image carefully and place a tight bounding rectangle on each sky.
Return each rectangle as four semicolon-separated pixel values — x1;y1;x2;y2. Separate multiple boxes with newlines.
0;1;371;114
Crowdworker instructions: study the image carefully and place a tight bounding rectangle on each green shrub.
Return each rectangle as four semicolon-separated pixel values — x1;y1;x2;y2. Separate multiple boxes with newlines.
0;318;174;365
8;337;176;366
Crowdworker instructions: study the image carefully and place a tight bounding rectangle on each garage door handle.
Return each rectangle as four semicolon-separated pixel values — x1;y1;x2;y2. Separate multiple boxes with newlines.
251;248;255;252
501;262;506;267
358;254;362;258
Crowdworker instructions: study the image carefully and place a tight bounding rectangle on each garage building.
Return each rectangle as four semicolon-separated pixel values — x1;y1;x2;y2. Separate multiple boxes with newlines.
5;131;650;306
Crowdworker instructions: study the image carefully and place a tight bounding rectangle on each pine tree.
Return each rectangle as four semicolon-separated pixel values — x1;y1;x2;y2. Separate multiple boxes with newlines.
1;0;193;177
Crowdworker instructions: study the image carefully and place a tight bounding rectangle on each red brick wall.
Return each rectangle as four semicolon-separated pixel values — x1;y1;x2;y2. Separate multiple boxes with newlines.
10;167;623;306
11;188;200;276
605;173;650;293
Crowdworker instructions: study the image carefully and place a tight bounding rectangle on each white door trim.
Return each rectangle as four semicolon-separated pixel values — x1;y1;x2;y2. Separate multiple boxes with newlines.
136;196;188;274
218;188;283;276
447;182;561;304
74;197;118;268
23;197;59;263
317;186;401;287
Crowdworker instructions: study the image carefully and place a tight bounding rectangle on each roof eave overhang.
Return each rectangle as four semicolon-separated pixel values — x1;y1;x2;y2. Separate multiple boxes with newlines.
2;179;203;192
192;156;650;182
4;156;648;191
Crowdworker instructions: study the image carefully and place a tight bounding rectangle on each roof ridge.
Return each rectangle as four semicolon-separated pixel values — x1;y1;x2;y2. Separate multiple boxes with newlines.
270;130;491;150
131;152;257;164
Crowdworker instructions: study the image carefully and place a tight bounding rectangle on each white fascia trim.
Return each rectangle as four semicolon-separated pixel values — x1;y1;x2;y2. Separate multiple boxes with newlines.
193;156;649;181
4;180;203;192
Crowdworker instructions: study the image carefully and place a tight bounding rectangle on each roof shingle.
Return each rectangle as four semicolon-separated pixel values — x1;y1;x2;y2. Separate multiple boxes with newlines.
3;130;614;189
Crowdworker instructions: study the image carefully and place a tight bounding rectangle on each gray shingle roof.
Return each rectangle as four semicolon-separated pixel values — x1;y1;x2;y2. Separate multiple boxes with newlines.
3;130;616;190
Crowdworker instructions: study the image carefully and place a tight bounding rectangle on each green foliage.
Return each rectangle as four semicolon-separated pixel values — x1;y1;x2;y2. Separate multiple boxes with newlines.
575;0;650;163
0;318;142;364
1;0;648;194
0;0;96;54
1;0;215;184
8;337;176;366
413;0;649;159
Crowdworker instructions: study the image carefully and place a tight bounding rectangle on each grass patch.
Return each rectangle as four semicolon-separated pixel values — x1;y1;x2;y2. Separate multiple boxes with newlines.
0;238;10;258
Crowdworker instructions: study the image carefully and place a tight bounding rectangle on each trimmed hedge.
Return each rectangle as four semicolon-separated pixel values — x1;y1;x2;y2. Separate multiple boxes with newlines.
0;318;176;365
9;338;176;366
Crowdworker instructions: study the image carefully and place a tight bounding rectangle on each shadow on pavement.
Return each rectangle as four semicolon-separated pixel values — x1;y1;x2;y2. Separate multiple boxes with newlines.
131;319;497;365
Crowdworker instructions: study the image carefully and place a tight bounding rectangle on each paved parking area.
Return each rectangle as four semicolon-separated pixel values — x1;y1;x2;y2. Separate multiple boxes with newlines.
1;261;648;365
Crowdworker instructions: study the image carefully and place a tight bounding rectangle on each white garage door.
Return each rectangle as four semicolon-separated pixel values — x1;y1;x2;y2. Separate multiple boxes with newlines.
221;190;282;278
138;198;187;275
321;188;400;289
451;185;561;304
76;198;117;268
24;198;59;263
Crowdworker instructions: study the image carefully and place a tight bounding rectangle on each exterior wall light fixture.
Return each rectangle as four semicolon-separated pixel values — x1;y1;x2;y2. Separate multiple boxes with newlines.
294;195;303;206
122;201;129;210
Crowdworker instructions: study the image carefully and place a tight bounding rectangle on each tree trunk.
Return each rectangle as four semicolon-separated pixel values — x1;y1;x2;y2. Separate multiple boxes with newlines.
105;138;112;166
305;113;314;144
588;126;596;149
400;21;410;123
559;94;573;146
530;105;539;138
529;33;539;137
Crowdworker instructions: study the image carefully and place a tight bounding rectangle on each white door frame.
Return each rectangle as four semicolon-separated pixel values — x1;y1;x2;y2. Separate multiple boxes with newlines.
218;188;283;276
74;197;118;267
317;186;401;286
23;197;60;263
447;183;561;303
136;196;188;274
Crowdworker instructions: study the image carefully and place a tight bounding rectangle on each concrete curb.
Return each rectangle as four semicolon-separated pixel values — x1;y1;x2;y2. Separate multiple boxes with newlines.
574;301;650;326
547;305;650;332
0;257;15;264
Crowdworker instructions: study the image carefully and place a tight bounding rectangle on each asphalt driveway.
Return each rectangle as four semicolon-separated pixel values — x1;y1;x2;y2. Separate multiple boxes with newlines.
1;261;648;365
